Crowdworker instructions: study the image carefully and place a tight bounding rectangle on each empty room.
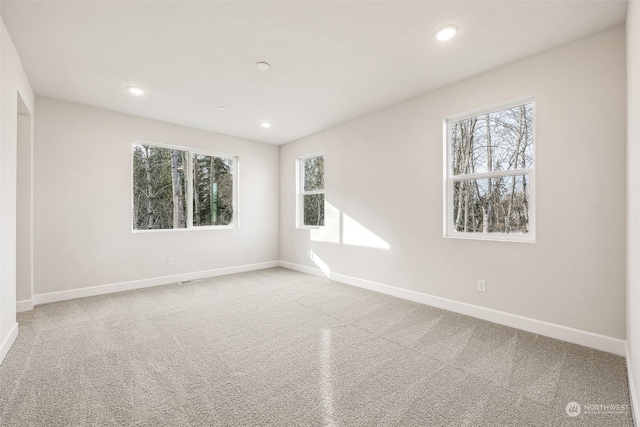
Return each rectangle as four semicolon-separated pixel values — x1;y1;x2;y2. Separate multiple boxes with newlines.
1;0;639;425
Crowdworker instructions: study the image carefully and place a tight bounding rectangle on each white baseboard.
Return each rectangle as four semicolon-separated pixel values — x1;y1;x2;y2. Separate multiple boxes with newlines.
279;261;626;356
627;343;639;427
28;261;280;308
16;258;627;357
16;299;34;313
0;322;19;365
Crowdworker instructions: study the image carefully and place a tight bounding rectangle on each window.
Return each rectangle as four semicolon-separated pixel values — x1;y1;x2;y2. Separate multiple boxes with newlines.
298;154;325;227
445;99;534;241
192;154;234;227
132;142;236;231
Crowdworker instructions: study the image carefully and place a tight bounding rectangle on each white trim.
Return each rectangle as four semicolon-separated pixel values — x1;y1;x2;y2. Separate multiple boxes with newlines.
13;260;628;358
26;261;279;308
298;151;325;162
446;95;536;123
453;168;534;181
627;343;640;427
0;323;19;365
281;260;326;277
131;224;238;234
279;261;626;356
26;102;35;303
16;299;34;313
131;139;237;160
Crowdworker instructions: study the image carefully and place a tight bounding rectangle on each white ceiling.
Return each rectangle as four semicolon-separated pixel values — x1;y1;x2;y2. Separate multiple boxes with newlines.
1;0;628;145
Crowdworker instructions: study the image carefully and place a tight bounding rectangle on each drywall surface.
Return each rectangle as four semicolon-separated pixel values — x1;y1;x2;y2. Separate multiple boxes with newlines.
280;26;626;339
0;19;34;358
33;97;279;294
16;105;32;302
627;0;640;418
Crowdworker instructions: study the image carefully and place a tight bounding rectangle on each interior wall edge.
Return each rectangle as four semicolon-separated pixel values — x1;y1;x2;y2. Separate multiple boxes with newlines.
626;343;640;427
15;300;33;313
0;323;18;365
279;261;626;357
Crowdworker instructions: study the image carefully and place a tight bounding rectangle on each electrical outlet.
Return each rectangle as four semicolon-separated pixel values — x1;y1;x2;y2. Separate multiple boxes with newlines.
167;257;174;266
477;280;486;292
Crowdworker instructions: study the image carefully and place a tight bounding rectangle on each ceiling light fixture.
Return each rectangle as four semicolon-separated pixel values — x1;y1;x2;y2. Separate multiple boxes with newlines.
218;106;226;110
261;121;271;129
435;25;458;41
256;61;271;71
127;86;144;95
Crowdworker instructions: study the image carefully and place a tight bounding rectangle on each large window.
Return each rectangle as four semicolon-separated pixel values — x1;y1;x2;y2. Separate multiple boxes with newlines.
132;142;237;231
298;154;324;228
445;100;534;241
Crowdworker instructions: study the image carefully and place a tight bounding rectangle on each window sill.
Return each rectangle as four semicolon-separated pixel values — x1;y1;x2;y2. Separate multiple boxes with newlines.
132;225;238;233
445;232;535;243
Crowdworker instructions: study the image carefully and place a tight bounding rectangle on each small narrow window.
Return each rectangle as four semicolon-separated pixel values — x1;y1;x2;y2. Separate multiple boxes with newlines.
298;154;325;228
445;99;535;242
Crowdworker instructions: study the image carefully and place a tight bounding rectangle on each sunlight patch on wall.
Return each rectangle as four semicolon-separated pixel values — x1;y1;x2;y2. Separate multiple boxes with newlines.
309;250;332;277
311;202;340;244
342;213;390;250
310;202;390;250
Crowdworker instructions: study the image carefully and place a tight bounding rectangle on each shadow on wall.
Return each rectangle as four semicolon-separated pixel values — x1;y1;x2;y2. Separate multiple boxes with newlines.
308;201;390;277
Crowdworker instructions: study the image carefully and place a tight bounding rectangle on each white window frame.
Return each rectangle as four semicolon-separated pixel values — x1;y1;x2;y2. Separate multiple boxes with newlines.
297;152;325;229
131;140;239;232
443;97;536;243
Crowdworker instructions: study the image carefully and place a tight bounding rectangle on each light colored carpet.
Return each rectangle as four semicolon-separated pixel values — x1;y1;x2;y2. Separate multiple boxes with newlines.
0;267;633;426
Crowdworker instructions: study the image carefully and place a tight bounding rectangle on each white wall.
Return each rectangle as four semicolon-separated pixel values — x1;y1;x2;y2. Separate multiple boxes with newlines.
626;0;640;419
32;97;279;297
0;19;35;363
280;27;626;341
16;97;32;303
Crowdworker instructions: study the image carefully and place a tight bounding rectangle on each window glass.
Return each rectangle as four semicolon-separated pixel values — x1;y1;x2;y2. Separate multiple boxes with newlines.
132;144;187;230
299;155;325;227
132;142;236;231
193;154;234;226
446;101;534;241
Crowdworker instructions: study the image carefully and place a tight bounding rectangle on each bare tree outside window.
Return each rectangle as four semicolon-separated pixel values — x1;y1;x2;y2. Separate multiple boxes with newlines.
133;144;187;230
448;102;534;239
300;155;324;227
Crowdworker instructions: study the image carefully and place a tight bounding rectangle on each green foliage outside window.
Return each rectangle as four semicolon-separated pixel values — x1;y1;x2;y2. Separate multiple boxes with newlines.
133;143;234;230
192;154;233;227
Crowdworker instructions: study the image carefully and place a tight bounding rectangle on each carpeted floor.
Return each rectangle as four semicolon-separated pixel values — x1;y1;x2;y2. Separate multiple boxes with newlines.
0;267;633;426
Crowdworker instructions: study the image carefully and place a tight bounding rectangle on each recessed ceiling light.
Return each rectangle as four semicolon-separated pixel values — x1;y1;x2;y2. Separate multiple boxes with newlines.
256;61;271;71
127;86;144;95
261;121;271;128
218;106;225;110
435;25;458;41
